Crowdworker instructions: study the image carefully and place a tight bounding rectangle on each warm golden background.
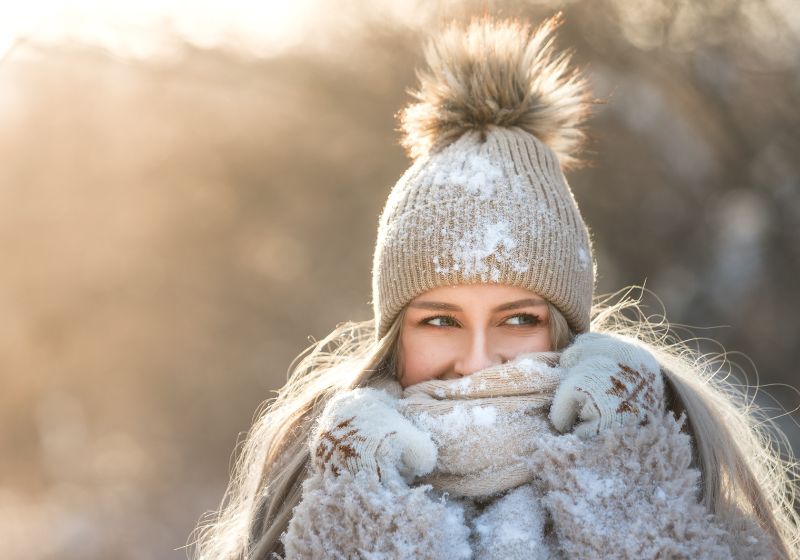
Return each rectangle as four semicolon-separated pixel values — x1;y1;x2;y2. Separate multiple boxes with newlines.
2;1;799;558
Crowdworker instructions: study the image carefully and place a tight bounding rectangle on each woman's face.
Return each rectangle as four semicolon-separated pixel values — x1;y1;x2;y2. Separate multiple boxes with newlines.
397;284;553;388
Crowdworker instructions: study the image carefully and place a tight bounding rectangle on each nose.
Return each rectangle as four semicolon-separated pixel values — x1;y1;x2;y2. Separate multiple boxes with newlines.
453;329;502;377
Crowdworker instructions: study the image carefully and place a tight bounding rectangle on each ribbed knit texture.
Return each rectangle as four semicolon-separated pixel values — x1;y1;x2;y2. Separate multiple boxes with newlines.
399;352;564;497
372;126;594;339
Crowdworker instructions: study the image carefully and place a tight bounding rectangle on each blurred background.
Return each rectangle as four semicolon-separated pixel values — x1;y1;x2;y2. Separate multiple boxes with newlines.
1;1;799;558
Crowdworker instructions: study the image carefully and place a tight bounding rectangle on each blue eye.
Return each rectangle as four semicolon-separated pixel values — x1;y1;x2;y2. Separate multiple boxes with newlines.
423;315;458;327
505;314;541;326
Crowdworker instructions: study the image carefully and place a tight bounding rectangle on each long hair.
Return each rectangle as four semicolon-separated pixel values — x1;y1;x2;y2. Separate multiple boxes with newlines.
188;313;402;560
189;291;799;560
591;288;800;559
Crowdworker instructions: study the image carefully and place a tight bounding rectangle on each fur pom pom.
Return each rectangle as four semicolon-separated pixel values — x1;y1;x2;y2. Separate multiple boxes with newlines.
400;15;591;167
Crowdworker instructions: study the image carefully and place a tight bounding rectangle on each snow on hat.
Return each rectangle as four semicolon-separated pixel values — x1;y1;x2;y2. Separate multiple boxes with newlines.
371;15;595;339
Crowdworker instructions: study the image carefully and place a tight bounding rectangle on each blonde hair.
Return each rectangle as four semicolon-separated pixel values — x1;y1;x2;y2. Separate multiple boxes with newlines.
189;291;799;560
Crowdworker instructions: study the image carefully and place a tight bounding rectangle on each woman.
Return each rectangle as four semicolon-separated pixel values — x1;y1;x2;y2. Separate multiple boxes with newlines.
191;16;799;559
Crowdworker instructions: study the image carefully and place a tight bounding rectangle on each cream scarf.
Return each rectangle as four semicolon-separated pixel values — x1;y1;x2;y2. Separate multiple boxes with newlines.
398;352;565;498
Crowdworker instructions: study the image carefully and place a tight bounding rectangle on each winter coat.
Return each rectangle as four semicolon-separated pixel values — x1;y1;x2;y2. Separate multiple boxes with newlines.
281;408;777;559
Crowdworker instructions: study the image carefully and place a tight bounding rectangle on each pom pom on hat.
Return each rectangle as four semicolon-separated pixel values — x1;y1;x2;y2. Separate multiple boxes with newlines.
400;14;592;168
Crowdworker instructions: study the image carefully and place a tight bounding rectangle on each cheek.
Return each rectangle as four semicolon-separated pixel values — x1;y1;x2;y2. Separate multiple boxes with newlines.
529;329;553;352
398;332;453;388
494;329;553;356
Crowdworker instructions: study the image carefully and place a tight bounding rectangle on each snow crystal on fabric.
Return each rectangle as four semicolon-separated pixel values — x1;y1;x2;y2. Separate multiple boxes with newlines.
432;219;528;280
283;471;471;560
453;376;473;393
572;468;625;501
412;405;496;436
472;484;552;560
577;247;589;271
284;398;774;559
471;406;497;427
513;355;552;375
401;357;563;498
453;153;503;200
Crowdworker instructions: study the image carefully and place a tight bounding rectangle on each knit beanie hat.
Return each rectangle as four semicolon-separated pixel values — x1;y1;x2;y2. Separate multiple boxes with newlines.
371;16;595;339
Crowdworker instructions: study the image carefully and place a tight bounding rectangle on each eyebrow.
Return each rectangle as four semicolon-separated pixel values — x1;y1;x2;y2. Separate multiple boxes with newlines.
408;297;547;313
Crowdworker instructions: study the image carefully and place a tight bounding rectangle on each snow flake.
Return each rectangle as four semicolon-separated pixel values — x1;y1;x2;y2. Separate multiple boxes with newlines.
453;376;472;394
436;152;504;200
573;468;625;500
434;219;525;279
577;247;589;271
471;406;497;427
515;357;537;373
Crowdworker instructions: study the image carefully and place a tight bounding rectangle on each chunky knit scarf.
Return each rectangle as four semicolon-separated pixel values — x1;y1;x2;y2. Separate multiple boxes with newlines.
398;352;565;498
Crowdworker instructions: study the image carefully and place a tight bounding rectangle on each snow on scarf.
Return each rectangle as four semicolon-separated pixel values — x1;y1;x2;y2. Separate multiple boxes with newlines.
399;352;566;498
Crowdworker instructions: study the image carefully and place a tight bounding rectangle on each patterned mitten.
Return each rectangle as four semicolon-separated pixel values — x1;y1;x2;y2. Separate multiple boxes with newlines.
549;332;665;438
311;387;438;485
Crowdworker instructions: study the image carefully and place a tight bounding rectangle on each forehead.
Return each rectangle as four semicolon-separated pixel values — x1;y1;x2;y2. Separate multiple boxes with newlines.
409;284;547;309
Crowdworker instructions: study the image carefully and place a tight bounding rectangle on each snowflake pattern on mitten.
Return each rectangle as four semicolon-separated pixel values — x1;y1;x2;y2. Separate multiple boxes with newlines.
550;332;665;438
314;416;361;476
310;388;437;485
314;416;400;481
606;362;660;417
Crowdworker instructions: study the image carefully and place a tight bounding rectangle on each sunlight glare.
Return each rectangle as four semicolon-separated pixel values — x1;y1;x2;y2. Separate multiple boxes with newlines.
0;0;321;60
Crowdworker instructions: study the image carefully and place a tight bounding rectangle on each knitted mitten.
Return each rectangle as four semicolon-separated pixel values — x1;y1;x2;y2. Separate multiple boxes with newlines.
311;387;437;485
549;332;665;438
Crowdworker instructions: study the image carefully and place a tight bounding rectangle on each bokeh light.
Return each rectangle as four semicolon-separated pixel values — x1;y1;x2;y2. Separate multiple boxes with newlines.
1;2;798;559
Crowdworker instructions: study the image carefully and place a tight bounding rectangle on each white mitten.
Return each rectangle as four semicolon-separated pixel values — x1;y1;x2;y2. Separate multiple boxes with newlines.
311;387;438;485
549;332;665;438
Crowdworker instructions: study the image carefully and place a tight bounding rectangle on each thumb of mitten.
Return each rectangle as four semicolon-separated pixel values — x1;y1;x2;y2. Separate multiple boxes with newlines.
394;421;437;480
549;371;596;433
